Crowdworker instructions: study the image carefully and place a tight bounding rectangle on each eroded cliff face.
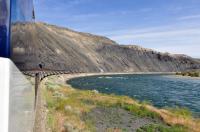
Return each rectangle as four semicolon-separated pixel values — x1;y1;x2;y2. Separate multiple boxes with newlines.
11;22;200;72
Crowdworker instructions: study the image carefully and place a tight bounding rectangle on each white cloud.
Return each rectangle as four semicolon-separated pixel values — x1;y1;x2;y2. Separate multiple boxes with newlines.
105;24;200;58
110;28;200;41
178;14;200;20
155;45;200;58
66;0;91;7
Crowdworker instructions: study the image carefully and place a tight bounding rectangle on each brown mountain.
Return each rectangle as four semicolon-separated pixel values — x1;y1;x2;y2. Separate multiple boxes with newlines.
11;22;200;72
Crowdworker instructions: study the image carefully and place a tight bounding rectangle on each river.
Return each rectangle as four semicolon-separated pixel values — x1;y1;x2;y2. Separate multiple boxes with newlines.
67;74;200;116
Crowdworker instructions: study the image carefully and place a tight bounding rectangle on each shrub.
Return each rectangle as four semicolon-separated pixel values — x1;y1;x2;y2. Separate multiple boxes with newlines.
137;124;187;132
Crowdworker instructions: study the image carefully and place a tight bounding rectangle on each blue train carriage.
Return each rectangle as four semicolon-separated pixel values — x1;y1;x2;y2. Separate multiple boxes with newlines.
0;0;35;132
0;0;10;57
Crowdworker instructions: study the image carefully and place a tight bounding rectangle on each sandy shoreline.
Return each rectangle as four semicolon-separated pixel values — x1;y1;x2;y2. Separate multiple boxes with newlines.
60;73;200;85
62;72;176;82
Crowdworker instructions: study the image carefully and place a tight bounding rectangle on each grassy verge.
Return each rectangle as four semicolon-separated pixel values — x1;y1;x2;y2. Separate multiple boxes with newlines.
43;76;200;132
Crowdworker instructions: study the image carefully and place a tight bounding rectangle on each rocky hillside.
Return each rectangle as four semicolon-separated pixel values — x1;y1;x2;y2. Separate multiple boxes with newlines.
11;22;200;72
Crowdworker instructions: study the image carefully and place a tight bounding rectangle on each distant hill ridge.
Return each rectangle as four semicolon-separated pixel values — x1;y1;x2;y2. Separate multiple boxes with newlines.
11;22;200;72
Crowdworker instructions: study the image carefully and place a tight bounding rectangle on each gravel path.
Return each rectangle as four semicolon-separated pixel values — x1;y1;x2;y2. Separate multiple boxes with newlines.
83;107;159;132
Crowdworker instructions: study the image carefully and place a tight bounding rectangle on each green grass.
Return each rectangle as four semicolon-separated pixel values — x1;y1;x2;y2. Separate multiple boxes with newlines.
47;112;54;129
167;107;192;118
122;104;161;119
137;124;187;132
46;82;60;92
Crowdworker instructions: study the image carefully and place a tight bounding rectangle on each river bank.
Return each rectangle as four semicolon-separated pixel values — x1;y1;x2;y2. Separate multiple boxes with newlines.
171;75;200;80
61;72;175;85
176;70;200;78
42;73;200;132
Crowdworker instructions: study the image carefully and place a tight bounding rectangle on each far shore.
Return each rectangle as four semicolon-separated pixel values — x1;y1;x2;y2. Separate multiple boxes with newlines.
173;75;200;80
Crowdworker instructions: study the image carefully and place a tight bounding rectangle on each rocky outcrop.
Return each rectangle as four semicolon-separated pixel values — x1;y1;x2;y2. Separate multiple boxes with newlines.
11;22;200;72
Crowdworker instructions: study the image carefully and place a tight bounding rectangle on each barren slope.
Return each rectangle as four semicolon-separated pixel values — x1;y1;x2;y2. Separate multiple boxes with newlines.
11;22;200;72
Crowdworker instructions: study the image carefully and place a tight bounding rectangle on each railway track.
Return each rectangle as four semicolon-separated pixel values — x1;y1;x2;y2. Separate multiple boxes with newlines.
23;70;81;81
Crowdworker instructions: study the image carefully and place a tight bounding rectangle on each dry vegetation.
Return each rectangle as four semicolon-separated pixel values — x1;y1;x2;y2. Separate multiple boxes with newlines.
176;70;200;77
42;75;200;132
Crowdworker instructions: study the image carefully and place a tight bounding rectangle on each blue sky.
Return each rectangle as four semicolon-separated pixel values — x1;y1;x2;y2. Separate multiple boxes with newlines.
34;0;200;58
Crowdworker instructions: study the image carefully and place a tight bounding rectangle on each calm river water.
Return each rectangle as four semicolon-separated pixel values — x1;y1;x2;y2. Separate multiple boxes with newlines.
67;74;200;116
